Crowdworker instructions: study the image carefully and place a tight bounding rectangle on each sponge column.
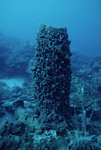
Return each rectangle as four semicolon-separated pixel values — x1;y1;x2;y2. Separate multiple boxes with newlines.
32;24;72;123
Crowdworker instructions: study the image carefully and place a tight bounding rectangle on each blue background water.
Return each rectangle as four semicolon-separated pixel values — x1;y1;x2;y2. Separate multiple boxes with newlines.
0;0;101;56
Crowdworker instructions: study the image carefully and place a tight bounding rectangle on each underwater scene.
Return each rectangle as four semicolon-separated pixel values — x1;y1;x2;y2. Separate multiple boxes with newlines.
0;0;101;150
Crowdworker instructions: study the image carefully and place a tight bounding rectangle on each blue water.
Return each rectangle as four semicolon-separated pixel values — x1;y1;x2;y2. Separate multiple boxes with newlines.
0;0;101;56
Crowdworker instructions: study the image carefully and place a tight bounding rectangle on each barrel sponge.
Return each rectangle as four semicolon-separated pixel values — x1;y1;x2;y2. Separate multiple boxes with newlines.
32;24;72;117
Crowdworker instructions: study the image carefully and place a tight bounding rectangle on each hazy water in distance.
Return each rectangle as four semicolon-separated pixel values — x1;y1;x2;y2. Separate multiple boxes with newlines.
0;0;101;56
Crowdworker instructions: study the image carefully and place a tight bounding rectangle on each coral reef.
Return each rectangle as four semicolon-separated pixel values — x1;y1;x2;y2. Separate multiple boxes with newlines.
0;28;101;150
70;76;101;111
0;33;34;78
71;52;101;93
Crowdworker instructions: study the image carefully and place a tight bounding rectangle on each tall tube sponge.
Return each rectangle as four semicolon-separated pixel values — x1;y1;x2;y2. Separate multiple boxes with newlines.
32;24;72;127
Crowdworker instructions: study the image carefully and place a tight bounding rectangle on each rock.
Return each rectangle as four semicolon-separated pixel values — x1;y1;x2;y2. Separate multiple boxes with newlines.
13;100;24;108
0;109;5;118
5;106;15;114
97;85;101;93
12;86;22;94
9;122;25;134
57;127;67;136
0;140;5;150
35;129;43;135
